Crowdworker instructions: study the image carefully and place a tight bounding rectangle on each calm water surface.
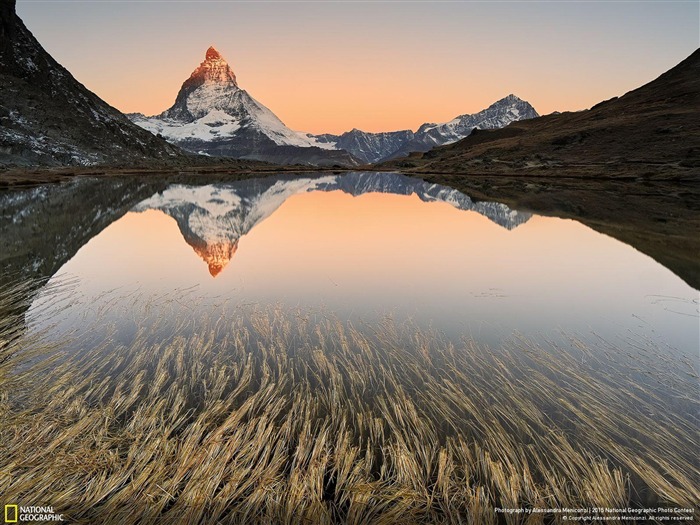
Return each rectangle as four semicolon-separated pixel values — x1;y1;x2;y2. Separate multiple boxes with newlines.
25;172;698;354
3;172;697;512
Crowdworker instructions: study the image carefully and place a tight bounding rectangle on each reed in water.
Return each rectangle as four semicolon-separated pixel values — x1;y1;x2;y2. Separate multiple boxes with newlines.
0;280;697;524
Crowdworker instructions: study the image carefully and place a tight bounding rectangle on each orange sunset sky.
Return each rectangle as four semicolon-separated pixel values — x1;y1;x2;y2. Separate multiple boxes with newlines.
18;0;699;134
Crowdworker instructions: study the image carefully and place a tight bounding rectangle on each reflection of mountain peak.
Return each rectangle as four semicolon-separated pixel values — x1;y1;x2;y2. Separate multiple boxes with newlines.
132;172;531;276
132;177;336;277
193;239;239;277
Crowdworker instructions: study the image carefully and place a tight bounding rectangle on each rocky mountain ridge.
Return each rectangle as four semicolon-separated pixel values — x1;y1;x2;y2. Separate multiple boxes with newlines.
0;0;183;168
313;95;539;163
379;49;700;177
130;46;538;167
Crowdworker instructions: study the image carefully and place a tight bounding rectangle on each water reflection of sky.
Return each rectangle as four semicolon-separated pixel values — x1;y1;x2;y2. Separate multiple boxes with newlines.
31;187;698;354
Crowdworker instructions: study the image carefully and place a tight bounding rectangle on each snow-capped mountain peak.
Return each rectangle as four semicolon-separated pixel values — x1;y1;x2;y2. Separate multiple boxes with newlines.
129;47;358;166
188;46;238;87
158;46;241;121
499;94;522;103
205;46;222;61
417;94;538;140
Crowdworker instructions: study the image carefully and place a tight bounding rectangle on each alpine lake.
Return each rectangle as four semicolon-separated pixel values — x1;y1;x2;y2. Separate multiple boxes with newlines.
0;171;697;524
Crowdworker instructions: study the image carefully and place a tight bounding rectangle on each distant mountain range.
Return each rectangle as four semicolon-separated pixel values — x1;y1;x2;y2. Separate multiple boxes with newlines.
0;0;182;168
129;47;538;166
0;0;538;170
380;49;700;177
2;0;694;174
132;172;531;276
312;95;538;163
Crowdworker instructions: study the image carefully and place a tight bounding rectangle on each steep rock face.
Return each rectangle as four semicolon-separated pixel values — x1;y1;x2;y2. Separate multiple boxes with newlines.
314;129;416;164
0;0;182;167
313;95;539;163
130;47;359;167
132;172;531;276
161;47;239;122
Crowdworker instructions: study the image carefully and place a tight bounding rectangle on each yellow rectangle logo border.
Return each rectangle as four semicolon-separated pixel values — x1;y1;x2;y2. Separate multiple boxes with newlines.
4;504;18;523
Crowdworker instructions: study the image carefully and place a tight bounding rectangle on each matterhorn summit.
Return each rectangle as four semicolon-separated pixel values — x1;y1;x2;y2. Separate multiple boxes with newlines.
195;46;238;85
161;46;239;121
129;46;358;166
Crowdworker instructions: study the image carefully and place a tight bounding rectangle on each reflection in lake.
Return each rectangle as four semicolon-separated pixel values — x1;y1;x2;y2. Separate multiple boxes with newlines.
131;173;531;276
29;172;698;353
1;172;698;520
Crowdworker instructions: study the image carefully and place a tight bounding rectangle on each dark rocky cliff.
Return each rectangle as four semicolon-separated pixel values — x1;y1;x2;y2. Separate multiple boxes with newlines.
0;0;184;168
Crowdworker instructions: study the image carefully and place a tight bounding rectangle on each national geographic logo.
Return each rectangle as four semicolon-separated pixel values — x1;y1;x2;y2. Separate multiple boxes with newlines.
4;505;64;522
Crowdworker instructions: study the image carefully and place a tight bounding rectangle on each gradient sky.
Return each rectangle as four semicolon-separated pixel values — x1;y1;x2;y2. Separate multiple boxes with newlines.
17;0;699;134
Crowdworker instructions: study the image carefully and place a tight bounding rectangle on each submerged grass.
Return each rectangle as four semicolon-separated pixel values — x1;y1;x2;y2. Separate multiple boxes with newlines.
0;280;697;524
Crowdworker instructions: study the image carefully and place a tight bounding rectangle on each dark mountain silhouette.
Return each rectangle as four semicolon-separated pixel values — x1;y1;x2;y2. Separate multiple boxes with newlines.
0;0;183;167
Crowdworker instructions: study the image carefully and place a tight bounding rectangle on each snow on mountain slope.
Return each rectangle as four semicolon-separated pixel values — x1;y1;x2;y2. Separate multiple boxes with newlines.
131;109;241;144
128;46;536;166
129;47;352;166
314;95;539;163
313;129;415;164
416;94;538;144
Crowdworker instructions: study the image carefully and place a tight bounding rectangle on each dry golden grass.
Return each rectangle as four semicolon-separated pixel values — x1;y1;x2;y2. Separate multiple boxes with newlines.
0;280;697;524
